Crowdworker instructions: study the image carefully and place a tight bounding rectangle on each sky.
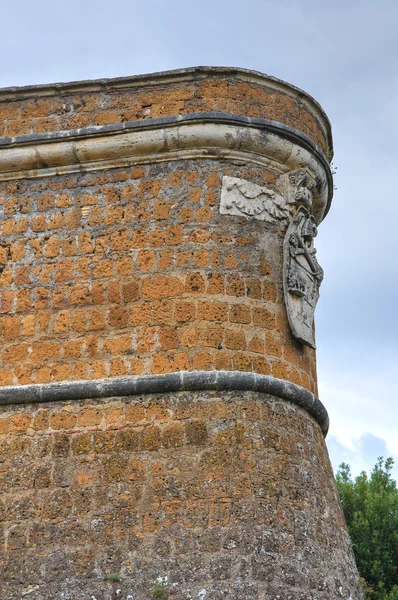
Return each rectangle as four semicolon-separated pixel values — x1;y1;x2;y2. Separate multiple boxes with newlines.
1;0;397;480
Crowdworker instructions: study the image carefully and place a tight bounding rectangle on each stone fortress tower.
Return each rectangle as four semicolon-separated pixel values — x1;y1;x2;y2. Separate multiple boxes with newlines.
0;67;361;599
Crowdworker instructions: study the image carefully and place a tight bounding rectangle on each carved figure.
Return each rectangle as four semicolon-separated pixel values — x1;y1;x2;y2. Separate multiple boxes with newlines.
283;206;323;348
220;176;289;223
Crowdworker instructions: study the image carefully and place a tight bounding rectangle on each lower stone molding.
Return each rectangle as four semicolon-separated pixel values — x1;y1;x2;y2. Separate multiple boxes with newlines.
0;370;329;436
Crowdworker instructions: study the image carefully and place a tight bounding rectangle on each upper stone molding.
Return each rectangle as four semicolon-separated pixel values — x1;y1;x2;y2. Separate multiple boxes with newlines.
0;113;332;222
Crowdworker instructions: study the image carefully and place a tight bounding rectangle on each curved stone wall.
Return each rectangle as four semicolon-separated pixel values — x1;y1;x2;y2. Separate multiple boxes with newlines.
0;157;320;392
0;389;357;600
0;67;362;599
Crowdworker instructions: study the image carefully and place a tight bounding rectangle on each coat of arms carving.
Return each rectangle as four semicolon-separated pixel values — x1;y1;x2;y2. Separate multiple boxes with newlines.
283;205;323;349
218;171;324;349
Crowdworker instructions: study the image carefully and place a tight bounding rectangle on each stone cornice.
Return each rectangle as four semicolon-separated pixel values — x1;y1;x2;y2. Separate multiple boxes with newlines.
0;370;329;436
0;66;333;157
0;112;332;222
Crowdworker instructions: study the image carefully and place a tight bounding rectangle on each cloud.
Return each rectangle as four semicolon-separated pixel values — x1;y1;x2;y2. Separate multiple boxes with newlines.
328;432;398;481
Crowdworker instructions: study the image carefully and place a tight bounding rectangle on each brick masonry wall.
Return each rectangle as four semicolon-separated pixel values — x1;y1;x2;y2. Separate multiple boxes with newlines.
0;160;317;393
0;69;362;599
0;391;360;600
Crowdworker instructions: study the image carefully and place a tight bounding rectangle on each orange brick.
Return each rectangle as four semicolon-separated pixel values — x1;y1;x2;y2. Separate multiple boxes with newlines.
138;179;161;199
103;335;132;355
252;307;276;329
142;275;183;299
226;276;245;297
207;273;225;295
45;237;61;258
247;279;262;299
171;352;190;371
271;360;289;380
53;310;70;334
91;360;108;379
180;327;201;348
137;327;156;353
153;199;170;220
109;358;128;377
253;356;271;375
71;310;88;333
50;410;77;430
203;328;223;348
192;351;213;370
122;280;140;303
185;272;205;294
69;285;91;306
108;306;128;328
266;333;282;357
31;342;61;362
225;329;246;351
248;335;265;354
22;314;35;337
32;409;49;431
10;413;32;432
64;339;84;359
151;353;171;374
233;353;252;372
158;326;178;350
196;206;212;222
0;417;10;434
175;302;195;322
230;304;251;324
198;301;228;322
263;281;277;302
125;404;147;423
93;260;113;279
50;363;73;381
129;302;151;325
167;170;183;186
138;250;156;271
77;407;102;427
4;316;22;340
165;225;183;246
3;343;29;364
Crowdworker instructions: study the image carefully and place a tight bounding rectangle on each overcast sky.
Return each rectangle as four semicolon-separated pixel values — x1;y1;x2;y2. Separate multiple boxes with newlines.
1;0;397;480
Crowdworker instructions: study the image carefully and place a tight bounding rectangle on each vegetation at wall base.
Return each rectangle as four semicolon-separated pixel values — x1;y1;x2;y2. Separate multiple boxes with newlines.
336;458;398;600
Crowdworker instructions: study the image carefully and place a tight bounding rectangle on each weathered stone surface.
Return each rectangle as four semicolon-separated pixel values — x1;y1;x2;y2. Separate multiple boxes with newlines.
0;390;360;599
0;67;362;598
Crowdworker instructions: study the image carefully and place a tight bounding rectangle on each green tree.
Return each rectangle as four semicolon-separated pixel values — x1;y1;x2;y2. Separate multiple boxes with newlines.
336;458;398;600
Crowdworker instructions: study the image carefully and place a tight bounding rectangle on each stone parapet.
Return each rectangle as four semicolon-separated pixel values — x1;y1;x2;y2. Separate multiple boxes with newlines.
0;66;332;157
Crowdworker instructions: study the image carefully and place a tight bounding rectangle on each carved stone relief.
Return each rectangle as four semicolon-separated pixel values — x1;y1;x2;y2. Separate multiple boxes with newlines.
219;172;323;349
283;206;323;349
220;176;289;223
277;168;316;213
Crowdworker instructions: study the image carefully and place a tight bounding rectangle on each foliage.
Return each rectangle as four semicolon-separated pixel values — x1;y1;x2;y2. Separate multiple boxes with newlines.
336;458;398;600
152;576;169;599
106;573;122;582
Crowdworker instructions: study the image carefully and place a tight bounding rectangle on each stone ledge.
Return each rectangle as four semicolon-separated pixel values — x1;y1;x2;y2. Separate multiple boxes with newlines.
0;112;332;221
0;370;329;436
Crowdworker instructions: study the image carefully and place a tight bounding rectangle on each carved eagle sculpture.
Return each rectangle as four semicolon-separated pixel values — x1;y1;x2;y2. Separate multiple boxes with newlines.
224;177;289;223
